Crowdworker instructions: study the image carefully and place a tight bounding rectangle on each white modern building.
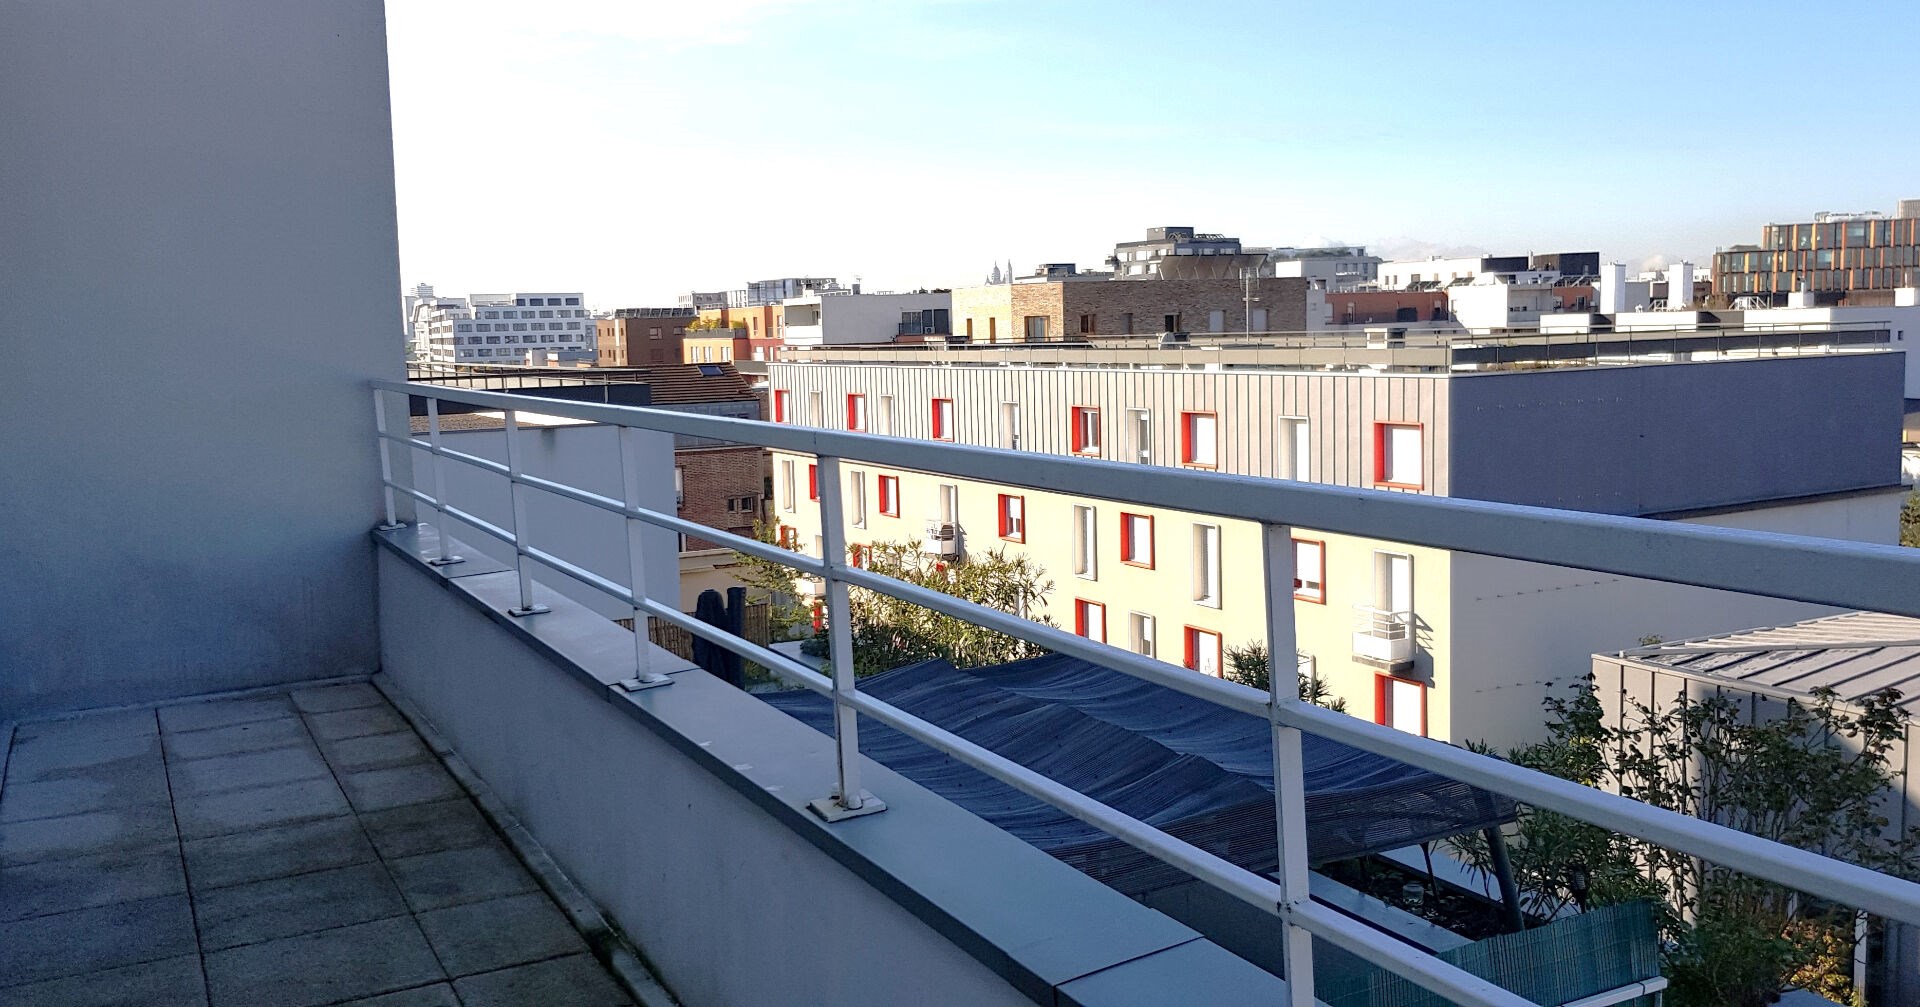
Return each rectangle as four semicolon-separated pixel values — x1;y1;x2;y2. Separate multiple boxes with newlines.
1265;246;1382;291
781;290;954;346
415;291;595;365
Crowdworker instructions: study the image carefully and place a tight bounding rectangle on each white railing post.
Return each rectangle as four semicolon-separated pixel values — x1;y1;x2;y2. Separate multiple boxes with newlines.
372;389;405;530
614;425;671;692
501;410;549;617
424;398;464;566
1261;522;1315;1006
810;454;886;821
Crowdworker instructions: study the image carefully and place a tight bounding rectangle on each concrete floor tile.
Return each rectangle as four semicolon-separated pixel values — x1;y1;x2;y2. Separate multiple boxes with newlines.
157;695;297;735
204;916;443;1007
358;799;495;860
319;731;431;774
182;815;374;891
0;953;206;1007
13;709;157;746
339;762;462;814
306;705;408;742
163;717;311;761
290;682;384;714
193;861;407;951
452;954;632;1007
0;756;172;824
174;777;349;841
0;843;185;922
168;745;329;798
334;984;460;1007
5;733;161;784
0;894;196;986
0;802;177;867
417;892;587;977
388;842;538;913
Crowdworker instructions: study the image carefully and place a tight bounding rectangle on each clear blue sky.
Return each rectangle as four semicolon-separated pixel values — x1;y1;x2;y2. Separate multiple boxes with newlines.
387;0;1920;306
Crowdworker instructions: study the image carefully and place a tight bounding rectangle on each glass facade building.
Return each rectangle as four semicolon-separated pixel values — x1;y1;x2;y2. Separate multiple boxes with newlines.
1715;214;1920;301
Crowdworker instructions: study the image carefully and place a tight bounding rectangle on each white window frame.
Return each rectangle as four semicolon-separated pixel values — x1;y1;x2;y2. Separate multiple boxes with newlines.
780;459;796;512
1001;402;1022;450
1379;423;1423;488
1072;505;1097;580
1277;416;1310;481
1192;523;1221;608
849;469;867;529
1127;408;1152;465
806;391;823;426
1183;412;1218;467
1293;539;1325;603
1129;612;1156;658
876;395;895;435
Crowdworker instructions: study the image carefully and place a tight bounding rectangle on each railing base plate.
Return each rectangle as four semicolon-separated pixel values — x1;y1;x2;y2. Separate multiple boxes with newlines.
508;604;552;617
614;673;673;693
809;791;887;823
427;555;466;567
376;522;407;532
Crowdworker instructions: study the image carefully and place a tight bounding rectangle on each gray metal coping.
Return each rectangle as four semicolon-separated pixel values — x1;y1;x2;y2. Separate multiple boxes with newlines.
373;524;1296;1006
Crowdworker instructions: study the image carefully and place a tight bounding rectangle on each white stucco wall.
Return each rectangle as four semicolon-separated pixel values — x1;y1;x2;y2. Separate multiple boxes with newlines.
1;1;401;715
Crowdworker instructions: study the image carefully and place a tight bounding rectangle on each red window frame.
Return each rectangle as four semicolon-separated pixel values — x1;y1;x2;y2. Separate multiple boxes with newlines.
772;389;790;423
777;524;798;549
807;464;818;501
1179;410;1217;468
997;493;1026;542
1119;512;1154;568
1292;537;1326;604
1374;674;1429;737
849;543;867;569
1371;421;1426;490
877;475;900;517
1183;626;1223;676
931;398;954;441
1074;599;1107;642
1070;406;1102;456
846;394;867;431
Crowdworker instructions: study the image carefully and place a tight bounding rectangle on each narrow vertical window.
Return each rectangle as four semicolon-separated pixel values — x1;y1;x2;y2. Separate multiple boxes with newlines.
780;459;796;512
1071;406;1102;456
1072;505;1097;579
1277;416;1310;481
1074;600;1107;642
1120;513;1154;568
931;398;954;440
1184;627;1222;676
997;494;1025;542
876;395;894;435
878;475;900;517
1180;412;1217;468
1375;675;1427;736
773;390;790;423
1129;613;1156;657
849;470;866;528
807;464;818;502
1192;524;1221;607
807;392;822;426
846;394;867;432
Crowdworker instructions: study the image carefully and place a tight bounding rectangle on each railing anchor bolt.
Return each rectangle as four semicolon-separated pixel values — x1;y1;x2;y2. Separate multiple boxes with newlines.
508;603;551;617
809;790;887;823
615;672;673;693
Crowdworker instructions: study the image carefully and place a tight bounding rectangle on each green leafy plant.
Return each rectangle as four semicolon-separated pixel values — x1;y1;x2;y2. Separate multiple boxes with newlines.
1222;642;1348;711
1901;490;1920;548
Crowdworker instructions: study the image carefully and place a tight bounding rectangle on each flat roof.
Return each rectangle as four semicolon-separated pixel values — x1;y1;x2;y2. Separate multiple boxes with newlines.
1619;611;1920;717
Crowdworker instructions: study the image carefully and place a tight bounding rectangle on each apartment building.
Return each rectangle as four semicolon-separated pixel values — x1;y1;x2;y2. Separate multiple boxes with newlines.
1375;252;1598;291
766;344;1905;750
1265;245;1382;290
1714;202;1920;304
781;290;952;346
415;291;595;364
950;275;1310;343
595;306;696;366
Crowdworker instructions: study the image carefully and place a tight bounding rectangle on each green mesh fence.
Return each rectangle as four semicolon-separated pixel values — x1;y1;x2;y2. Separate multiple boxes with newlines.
1315;900;1663;1007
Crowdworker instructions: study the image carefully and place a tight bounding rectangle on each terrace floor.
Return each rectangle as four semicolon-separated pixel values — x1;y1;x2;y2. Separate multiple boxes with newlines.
0;682;634;1007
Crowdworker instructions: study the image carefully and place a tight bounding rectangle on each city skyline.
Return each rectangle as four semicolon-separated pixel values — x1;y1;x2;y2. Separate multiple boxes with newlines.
387;0;1920;306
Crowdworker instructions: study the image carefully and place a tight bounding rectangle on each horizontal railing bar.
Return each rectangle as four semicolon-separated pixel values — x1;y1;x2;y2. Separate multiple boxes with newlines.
1276;701;1920;927
374;380;1920;619
383;431;512;478
829;564;1269;718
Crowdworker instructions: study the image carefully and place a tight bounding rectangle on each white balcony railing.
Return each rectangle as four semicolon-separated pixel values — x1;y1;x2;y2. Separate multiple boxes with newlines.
372;377;1920;1007
1352;605;1415;668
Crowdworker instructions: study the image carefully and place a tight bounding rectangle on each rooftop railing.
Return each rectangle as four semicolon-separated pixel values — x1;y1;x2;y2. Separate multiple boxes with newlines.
372;377;1920;1007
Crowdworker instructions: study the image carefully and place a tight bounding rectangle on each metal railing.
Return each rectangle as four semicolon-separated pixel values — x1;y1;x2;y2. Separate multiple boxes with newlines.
372;377;1920;1007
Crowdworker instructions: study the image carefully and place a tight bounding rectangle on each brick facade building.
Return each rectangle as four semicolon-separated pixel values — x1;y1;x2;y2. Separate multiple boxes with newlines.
953;277;1310;342
596;308;695;366
675;444;766;551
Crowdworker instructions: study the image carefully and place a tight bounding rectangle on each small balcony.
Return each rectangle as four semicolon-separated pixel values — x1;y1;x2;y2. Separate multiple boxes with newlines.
922;519;960;557
1353;605;1416;670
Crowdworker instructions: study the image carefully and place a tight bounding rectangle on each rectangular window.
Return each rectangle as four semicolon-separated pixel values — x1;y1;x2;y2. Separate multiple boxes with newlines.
997;494;1025;542
1184;627;1223;677
878;475;900;517
1374;422;1424;489
988;317;997;340
1122;312;1134;335
1079;313;1096;334
876;395;895;435
849;470;866;528
1120;512;1154;568
1024;315;1048;341
846;394;867;432
1074;600;1107;642
1129;613;1156;658
781;460;796;511
1192;524;1221;608
849;543;867;569
777;524;797;550
931;398;954;440
1293;539;1325;603
1208;309;1225;332
1277;416;1310;480
1375;675;1427;736
807;392;823;426
773;390;789;423
1000;402;1021;449
1163;313;1181;332
1071;406;1101;456
807;464;818;502
937;484;958;523
1180;411;1217;467
1072;505;1097;579
674;467;684;508
965;318;974;339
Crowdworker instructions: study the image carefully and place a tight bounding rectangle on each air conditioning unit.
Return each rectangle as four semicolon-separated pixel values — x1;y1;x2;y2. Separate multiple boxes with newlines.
922;520;959;556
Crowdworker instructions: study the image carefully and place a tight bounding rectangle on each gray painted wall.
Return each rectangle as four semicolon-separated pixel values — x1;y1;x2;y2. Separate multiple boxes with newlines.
1;2;401;716
1447;355;1903;515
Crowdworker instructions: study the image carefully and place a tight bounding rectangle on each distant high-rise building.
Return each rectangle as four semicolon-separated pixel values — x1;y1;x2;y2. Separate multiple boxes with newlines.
1714;202;1920;305
413;291;593;365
